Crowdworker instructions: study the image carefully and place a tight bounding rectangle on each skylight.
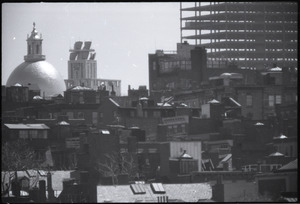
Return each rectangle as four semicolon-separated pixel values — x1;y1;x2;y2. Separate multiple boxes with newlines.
150;183;165;194
130;184;146;194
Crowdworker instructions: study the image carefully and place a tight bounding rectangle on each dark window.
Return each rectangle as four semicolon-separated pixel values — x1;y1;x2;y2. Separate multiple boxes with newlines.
28;45;31;54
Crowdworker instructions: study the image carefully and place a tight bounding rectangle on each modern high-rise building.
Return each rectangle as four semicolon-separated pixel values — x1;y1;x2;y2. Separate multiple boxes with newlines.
180;2;298;70
65;41;121;96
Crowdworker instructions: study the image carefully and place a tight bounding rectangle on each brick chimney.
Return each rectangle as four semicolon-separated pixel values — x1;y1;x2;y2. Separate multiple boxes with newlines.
212;174;224;202
47;172;55;201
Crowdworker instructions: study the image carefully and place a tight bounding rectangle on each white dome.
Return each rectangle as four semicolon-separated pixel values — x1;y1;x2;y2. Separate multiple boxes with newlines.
6;61;66;97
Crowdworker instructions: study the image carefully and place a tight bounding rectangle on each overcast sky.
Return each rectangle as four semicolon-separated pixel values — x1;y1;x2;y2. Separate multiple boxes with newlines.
2;2;180;95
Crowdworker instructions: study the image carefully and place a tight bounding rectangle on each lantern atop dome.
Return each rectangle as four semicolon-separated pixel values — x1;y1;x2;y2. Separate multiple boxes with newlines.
25;22;45;62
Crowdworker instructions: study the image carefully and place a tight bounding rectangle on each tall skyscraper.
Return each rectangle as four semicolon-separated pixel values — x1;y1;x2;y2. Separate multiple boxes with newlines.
65;41;121;96
180;2;298;70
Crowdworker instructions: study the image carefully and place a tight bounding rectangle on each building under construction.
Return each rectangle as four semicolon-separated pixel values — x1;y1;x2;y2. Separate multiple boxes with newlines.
180;2;298;70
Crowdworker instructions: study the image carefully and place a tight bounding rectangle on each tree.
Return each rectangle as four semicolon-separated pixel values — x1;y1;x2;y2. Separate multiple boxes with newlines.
1;140;44;196
95;152;138;185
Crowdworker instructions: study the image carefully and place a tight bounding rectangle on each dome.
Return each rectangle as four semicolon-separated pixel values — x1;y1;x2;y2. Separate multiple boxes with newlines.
6;61;66;97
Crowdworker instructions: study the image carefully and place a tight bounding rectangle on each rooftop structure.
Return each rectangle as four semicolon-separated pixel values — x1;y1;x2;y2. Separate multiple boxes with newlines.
180;2;298;70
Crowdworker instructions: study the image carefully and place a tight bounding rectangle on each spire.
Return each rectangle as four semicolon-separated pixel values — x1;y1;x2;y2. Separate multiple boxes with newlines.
30;22;39;39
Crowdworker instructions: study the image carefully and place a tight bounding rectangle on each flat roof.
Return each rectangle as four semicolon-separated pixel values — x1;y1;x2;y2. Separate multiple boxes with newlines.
4;123;50;130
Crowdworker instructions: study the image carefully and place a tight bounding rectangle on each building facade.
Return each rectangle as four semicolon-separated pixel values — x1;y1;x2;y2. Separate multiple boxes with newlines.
180;2;298;70
65;41;121;96
148;42;207;97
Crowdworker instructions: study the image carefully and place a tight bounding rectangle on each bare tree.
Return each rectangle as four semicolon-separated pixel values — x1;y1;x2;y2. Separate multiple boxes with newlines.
1;140;44;196
120;152;138;181
95;152;138;185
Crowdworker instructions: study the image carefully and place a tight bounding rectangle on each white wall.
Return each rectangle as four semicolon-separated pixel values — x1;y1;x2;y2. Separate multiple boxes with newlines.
170;141;202;172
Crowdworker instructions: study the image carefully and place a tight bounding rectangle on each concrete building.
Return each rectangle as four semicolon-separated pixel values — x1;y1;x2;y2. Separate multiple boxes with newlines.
180;2;298;70
64;41;121;96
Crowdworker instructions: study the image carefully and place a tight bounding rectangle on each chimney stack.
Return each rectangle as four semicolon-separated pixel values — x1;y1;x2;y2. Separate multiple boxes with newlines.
39;180;46;203
47;172;55;201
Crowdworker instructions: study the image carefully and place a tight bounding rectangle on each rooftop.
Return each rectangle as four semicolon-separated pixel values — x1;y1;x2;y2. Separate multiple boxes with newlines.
1;170;72;193
276;159;297;172
97;183;212;202
4;123;50;130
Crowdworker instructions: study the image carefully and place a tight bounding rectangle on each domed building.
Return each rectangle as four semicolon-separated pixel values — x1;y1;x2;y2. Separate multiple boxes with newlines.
6;23;66;97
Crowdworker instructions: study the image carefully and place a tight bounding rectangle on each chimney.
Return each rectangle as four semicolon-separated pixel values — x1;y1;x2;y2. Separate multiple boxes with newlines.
47;172;54;201
80;171;89;184
111;84;116;96
39;180;46;203
212;174;224;202
11;178;21;197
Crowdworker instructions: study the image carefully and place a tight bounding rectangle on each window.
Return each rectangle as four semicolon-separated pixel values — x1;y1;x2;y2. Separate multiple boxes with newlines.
269;95;275;107
246;94;253;106
144;111;148;118
177;124;182;133
67;112;74;119
19;130;28;139
168;126;173;135
92;112;98;124
186;61;191;70
153;111;161;118
38;130;47;139
181;124;186;133
285;146;289;155
173;125;178;133
130;110;135;117
99;112;104;120
78;112;84;119
275;95;281;104
29;130;38;139
79;92;84;104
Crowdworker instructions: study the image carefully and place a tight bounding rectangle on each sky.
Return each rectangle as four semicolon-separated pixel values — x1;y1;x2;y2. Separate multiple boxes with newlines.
2;2;181;95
